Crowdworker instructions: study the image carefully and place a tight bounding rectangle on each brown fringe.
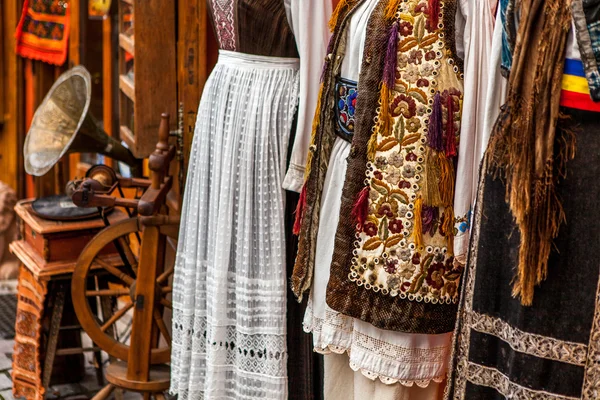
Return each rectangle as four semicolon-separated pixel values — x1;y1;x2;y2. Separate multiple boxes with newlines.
484;0;573;306
442;205;454;256
438;152;455;207
421;148;443;207
412;197;424;248
304;83;324;180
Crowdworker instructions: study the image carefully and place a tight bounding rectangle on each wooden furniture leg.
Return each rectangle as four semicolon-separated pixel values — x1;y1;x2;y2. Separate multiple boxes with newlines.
42;283;66;389
92;383;116;400
153;392;166;400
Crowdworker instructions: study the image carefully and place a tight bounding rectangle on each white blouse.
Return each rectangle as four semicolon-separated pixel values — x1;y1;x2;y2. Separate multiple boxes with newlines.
283;0;334;192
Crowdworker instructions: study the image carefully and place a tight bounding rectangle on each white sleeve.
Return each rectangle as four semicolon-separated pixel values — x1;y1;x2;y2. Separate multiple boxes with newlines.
282;0;333;192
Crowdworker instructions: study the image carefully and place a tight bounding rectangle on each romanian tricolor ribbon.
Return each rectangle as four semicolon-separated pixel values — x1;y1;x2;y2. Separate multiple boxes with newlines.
560;58;600;112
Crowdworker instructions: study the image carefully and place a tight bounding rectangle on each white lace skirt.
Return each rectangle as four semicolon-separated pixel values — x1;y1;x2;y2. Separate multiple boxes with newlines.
304;138;451;395
171;50;299;400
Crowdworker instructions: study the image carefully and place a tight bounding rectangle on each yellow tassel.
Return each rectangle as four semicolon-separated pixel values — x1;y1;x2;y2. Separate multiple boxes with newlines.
438;152;455;207
421;148;442;207
442;205;454;256
303;83;324;180
367;131;378;161
329;0;351;32
412;197;424;249
384;0;402;20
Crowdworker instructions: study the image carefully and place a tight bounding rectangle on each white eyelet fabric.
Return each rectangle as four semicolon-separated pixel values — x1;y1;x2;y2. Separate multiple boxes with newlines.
170;50;299;400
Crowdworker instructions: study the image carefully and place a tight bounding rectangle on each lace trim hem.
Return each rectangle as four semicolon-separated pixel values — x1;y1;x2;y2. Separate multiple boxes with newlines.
304;321;446;388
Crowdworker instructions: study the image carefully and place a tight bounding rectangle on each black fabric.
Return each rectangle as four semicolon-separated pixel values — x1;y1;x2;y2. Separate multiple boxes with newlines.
464;382;506;400
446;108;600;399
469;331;585;398
473;108;600;343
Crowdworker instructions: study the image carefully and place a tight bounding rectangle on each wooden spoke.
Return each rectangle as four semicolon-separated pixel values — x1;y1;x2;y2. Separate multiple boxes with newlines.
156;264;174;284
159;298;172;309
117;236;139;274
86;288;130;297
101;301;134;333
160;286;172;294
93;258;134;286
153;309;171;344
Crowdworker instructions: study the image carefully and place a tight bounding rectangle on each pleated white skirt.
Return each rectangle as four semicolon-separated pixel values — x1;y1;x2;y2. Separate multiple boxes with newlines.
171;50;299;400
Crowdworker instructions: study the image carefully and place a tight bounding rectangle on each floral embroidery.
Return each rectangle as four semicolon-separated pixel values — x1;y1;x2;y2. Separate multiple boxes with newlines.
335;77;358;140
348;0;464;304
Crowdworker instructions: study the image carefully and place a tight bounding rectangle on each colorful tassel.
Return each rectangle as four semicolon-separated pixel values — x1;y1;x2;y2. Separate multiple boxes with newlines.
379;84;391;139
367;130;378;161
445;95;457;158
428;0;440;30
383;23;399;89
351;186;371;229
422;205;439;237
438;152;455;206
427;93;444;151
329;0;350;32
384;0;402;20
421;148;442;207
412;197;424;248
293;185;307;235
442;205;454;256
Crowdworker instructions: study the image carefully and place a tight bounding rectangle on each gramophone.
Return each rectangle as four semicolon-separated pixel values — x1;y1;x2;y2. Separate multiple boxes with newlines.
24;65;141;220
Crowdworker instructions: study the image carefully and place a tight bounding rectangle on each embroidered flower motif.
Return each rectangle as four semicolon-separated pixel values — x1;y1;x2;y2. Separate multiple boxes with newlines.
391;94;417;118
389;219;403;234
425;50;437;61
399;263;416;279
398;180;411;189
403;64;420;84
397;53;410;69
405;152;418;161
364;222;378;237
399;249;412;262
406;118;422;133
389;152;404;167
412;252;421;265
373;170;384;180
399;21;413;36
426;262;445;289
387;275;401;291
417;104;428;116
385;259;398;274
409;49;423;65
417;78;430;87
403;164;416;178
375;156;388;170
376;202;396;218
414;2;428;14
420;62;435;77
386;168;402;185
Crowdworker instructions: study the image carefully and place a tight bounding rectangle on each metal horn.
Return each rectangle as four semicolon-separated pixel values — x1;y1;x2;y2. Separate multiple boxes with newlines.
24;65;139;176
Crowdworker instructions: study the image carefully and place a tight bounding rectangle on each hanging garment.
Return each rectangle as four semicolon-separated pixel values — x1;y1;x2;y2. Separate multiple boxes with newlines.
291;0;465;396
445;10;600;400
170;1;329;399
452;0;496;265
15;0;71;65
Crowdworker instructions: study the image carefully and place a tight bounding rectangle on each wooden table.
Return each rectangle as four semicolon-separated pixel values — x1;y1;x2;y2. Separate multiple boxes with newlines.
10;199;127;400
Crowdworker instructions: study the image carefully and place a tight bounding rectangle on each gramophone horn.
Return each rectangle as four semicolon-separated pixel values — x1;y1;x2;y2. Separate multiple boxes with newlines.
24;65;139;176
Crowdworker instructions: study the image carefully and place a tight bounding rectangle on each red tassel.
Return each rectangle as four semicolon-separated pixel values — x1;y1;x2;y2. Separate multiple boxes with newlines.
352;186;370;229
428;0;440;30
293;185;307;235
445;95;457;158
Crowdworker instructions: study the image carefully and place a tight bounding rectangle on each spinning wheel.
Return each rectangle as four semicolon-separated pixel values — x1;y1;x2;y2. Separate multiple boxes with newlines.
71;217;173;364
70;114;179;399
